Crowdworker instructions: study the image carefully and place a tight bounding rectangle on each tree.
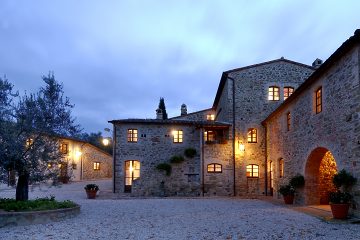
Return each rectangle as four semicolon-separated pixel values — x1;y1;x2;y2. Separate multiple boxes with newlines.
158;97;168;120
78;131;112;155
0;73;81;201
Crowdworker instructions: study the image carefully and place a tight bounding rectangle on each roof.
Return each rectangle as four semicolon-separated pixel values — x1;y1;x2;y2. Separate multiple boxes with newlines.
212;58;315;109
58;135;112;157
169;108;213;120
262;29;360;125
109;118;230;128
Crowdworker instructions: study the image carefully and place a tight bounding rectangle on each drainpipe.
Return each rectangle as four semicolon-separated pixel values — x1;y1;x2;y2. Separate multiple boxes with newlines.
228;76;236;196
112;125;117;193
201;127;205;197
264;124;268;196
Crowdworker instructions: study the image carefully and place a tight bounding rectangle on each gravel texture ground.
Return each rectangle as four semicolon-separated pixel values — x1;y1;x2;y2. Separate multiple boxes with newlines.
1;179;359;240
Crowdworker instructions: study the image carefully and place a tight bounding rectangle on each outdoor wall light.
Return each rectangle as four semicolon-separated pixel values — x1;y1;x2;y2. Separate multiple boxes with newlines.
75;150;82;157
102;138;110;146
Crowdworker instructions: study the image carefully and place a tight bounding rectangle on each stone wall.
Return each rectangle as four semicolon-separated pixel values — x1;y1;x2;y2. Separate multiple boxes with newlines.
171;109;215;121
114;123;201;196
82;144;112;180
216;60;314;196
264;45;360;215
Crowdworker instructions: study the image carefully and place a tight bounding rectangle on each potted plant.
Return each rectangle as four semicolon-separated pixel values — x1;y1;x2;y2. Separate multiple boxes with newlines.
278;184;295;204
329;169;357;219
278;174;305;204
84;183;99;199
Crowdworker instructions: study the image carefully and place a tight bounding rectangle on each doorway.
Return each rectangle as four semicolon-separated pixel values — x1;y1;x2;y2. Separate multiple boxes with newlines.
124;160;140;193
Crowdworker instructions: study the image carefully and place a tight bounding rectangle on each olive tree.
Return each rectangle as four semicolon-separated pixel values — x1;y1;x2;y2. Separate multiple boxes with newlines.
0;74;81;200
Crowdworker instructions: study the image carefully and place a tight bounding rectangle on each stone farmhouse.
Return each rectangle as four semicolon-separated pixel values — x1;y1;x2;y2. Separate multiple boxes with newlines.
110;30;360;215
58;136;112;182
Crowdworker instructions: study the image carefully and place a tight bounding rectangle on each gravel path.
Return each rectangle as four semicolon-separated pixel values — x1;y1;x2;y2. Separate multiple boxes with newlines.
1;180;359;240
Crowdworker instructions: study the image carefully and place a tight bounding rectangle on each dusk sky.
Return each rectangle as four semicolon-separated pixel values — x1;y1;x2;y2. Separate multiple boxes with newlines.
1;0;359;135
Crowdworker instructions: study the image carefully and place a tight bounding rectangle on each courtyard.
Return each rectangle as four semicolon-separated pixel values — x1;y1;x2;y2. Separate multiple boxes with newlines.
0;179;359;240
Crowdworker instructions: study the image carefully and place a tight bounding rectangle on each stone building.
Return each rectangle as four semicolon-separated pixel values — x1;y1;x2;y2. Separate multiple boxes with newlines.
58;136;112;181
110;30;359;215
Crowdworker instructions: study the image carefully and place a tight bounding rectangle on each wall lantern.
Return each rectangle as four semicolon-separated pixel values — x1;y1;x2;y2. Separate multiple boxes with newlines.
75;150;82;157
102;138;110;146
239;141;245;152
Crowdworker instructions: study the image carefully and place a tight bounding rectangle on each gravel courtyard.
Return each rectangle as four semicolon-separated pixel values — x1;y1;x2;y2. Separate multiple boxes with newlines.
1;180;359;240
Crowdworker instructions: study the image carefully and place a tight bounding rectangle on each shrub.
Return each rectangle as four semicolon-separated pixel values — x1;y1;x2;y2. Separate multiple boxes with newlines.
0;196;77;212
170;155;184;164
278;185;295;196
289;174;305;189
184;148;197;158
84;184;99;191
156;163;172;176
329;191;353;204
333;169;357;190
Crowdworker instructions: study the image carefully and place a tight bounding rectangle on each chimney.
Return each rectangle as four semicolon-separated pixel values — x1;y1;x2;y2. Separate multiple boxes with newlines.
156;108;163;119
312;58;323;68
181;104;187;116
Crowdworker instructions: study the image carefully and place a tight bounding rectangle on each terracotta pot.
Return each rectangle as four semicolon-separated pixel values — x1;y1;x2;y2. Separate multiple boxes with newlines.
330;203;350;219
85;190;98;199
283;194;294;204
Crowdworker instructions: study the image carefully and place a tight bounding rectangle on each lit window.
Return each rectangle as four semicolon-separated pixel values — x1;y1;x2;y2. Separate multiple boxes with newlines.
206;114;215;121
286;112;291;131
246;164;259;178
173;130;183;143
315;87;322;114
207;163;222;173
284;87;294;100
60;143;68;154
26;138;34;148
247;128;257;143
127;129;138;142
93;162;100;170
268;86;280;101
279;158;284;178
204;130;215;142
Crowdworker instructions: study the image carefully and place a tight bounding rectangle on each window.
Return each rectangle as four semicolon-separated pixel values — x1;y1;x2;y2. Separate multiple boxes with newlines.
60;143;68;154
26;138;34;149
207;163;222;173
206;114;215;121
173;130;183;143
315;87;322;114
127;129;138;142
286;112;291;131
247;128;257;143
279;158;284;178
246;164;259;178
204;130;215;142
93;162;100;170
268;86;280;101
284;87;294;100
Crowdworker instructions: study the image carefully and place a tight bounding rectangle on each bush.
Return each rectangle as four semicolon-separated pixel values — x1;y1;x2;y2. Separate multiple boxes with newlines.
278;185;295;196
333;169;357;190
0;196;77;212
184;148;197;158
156;163;172;176
84;184;99;191
329;191;353;204
289;174;305;189
170;155;184;164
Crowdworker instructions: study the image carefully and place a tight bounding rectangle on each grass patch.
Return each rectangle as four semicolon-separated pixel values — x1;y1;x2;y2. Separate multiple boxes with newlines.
0;196;77;212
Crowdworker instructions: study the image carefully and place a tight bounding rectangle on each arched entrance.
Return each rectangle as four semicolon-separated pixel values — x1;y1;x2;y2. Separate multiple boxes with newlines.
304;147;337;205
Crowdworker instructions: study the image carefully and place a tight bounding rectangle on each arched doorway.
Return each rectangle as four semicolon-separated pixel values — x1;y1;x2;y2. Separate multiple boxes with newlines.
304;147;337;205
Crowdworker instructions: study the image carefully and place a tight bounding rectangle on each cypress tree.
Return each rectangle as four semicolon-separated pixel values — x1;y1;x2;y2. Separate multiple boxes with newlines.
158;97;168;119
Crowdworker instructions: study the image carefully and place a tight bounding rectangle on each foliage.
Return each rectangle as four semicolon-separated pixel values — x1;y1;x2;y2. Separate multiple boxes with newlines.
170;155;184;164
329;170;357;204
84;184;99;191
78;131;112;155
158;97;168;120
289;174;305;189
0;196;77;212
329;191;353;204
0;74;81;201
278;185;295;196
332;169;357;191
184;148;196;158
156;163;172;176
